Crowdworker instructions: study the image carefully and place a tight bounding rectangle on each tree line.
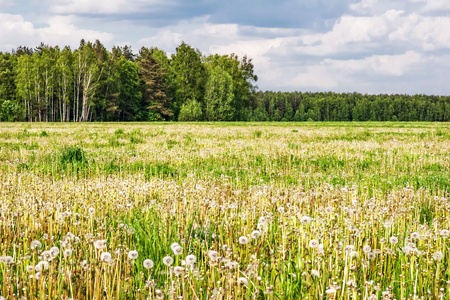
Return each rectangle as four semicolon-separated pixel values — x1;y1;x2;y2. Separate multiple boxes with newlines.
0;40;449;122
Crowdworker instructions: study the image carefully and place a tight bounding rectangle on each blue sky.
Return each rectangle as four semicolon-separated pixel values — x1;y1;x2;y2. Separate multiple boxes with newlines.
1;0;450;95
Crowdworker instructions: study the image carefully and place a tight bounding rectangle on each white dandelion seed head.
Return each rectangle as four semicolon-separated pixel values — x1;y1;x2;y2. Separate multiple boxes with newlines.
35;272;41;280
26;265;34;273
50;247;60;257
433;251;444;261
251;230;261;239
311;269;320;277
143;259;154;269
128;250;139;260
300;216;312;225
309;239;319;248
172;245;183;255
239;236;249;245
440;229;449;237
208;250;219;261
0;256;13;265
31;240;42;250
349;251;359;258
88;207;95;215
186;254;196;265
170;243;180;251
94;239;107;250
363;245;372;253
367;252;376;260
163;255;174;266
100;252;112;262
411;232;420;239
238;277;249;286
42;251;53;261
389;236;399;245
63;249;72;257
325;288;337;294
173;266;184;276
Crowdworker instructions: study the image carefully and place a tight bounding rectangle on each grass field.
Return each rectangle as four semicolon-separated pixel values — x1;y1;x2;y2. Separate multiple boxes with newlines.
0;122;449;299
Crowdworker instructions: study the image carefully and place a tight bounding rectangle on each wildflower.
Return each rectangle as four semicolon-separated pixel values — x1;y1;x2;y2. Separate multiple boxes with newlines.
128;250;138;260
433;251;444;261
35;261;49;272
238;277;249;286
311;269;320;277
440;229;450;237
239;236;249;245
186;254;196;265
300;216;312;224
389;236;398;244
1;256;13;265
208;250;219;261
326;288;337;294
411;232;420;239
100;252;112;262
35;272;41;280
277;207;284;213
88;207;95;215
325;207;334;214
163;255;174;266
349;251;359;258
50;247;60;257
309;239;319;248
143;259;154;269
26;265;33;273
173;266;184;275
172;245;183;255
31;240;42;250
94;239;107;250
363;245;372;253
251;230;261;239
367;252;376;260
42;251;53;261
63;249;72;258
170;242;180;251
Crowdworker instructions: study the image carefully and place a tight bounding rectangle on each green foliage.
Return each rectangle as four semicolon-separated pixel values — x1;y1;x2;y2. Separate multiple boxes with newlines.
204;65;235;121
178;98;203;121
59;146;87;165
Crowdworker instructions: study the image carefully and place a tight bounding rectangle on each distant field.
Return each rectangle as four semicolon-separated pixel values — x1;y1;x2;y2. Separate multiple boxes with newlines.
0;122;449;299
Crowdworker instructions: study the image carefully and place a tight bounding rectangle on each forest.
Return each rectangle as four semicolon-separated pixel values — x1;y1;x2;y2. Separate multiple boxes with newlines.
0;39;449;122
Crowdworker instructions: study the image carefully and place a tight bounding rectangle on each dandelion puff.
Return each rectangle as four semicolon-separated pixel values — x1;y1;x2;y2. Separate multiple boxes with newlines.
239;236;249;245
170;243;180;251
42;251;53;261
63;249;72;258
26;265;33;273
163;255;174;266
50;247;60;257
367;252;376;260
363;245;372;253
31;240;42;250
277;207;284;213
433;251;444;261
35;272;41;280
389;236;398;245
186;254;196;265
173;266;184;275
325;288;336;294
238;277;249;286
300;216;312;225
172;245;183;255
440;229;449;237
311;269;320;277
143;259;154;269
94;239;107;250
88;207;95;215
411;232;420;239
309;239;319;248
128;250;138;260
208;250;219;261
100;252;112;262
251;230;261;239
349;251;359;258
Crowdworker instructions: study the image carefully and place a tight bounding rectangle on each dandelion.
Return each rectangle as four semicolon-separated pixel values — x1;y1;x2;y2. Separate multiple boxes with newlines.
309;239;319;248
367;252;376;260
50;247;60;257
238;277;249;286
311;269;320;277
1;256;13;265
100;252;112;262
411;232;420;239
326;288;337;294
31;240;42;250
440;229;450;237
186;254;196;265
389;236;398;245
128;250;138;260
35;261;49;272
26;265;34;273
349;251;359;258
208;250;219;261
239;236;249;245
94;239;107;250
251;230;261;239
173;266;184;275
88;207;95;215
363;245;372;253
170;242;180;251
172;245;183;255
277;207;284;213
35;272;41;280
163;255;174;266
143;259;154;269
433;251;444;261
42;251;53;261
63;249;72;258
300;216;311;224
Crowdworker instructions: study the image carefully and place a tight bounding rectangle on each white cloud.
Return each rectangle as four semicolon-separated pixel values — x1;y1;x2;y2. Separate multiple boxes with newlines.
408;0;450;12
0;13;113;52
51;0;167;14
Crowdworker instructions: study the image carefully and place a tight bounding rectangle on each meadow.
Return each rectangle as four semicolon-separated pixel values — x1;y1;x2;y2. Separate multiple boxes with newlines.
0;122;449;299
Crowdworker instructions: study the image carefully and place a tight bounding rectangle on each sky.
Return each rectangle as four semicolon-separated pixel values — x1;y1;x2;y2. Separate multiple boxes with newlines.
1;0;450;95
